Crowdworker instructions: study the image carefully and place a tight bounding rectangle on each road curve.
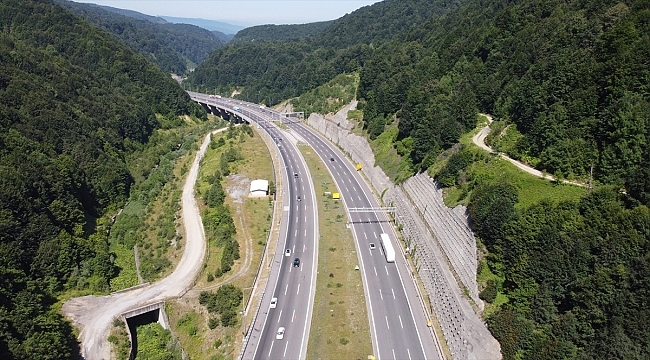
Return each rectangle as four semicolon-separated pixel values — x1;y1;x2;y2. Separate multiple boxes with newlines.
472;114;586;186
63;127;228;359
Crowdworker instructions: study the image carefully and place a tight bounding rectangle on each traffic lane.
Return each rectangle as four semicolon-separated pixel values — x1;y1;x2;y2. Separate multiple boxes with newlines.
293;124;432;359
352;216;427;360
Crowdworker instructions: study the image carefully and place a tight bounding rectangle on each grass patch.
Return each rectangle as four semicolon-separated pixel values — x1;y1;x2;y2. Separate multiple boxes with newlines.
135;322;183;360
108;318;131;360
370;124;414;183
300;145;373;359
290;73;359;116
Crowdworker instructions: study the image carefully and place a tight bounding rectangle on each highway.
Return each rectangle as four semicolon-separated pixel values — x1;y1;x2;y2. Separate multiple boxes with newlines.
188;93;319;359
190;92;443;360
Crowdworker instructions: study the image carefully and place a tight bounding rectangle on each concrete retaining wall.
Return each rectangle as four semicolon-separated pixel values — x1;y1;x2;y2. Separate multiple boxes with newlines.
307;110;501;360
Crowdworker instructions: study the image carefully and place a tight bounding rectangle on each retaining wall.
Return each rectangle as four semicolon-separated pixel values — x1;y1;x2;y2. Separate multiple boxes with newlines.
307;111;501;360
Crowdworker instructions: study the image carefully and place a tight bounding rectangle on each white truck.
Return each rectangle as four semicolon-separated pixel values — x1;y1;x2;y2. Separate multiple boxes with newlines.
380;233;395;263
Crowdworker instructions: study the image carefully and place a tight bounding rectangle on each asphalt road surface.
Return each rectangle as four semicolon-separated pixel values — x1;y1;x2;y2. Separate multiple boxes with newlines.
188;93;443;360
188;93;320;360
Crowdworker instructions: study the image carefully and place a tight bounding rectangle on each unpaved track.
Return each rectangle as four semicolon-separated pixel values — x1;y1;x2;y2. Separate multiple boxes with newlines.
63;128;228;359
472;114;585;187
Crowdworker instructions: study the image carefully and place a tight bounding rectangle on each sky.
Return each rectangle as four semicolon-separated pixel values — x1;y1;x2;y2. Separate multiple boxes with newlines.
71;0;383;27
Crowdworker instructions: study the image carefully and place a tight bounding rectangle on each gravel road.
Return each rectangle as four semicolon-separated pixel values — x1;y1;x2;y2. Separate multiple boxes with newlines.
63;127;228;359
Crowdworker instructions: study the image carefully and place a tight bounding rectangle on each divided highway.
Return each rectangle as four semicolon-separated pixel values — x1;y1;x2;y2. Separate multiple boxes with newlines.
188;92;319;359
189;92;443;360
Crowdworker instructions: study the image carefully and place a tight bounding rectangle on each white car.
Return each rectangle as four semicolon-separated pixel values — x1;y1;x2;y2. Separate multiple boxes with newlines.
369;243;376;250
276;327;285;340
285;249;291;257
270;297;277;309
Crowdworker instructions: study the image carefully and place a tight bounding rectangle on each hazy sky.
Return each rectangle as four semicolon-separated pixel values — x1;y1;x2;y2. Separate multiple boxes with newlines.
71;0;383;26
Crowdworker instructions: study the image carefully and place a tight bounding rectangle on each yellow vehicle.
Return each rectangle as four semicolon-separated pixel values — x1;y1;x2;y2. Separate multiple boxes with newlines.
356;163;363;171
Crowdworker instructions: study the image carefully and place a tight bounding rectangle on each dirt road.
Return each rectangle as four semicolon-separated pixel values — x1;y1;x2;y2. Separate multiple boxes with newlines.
63;128;228;359
472;114;584;186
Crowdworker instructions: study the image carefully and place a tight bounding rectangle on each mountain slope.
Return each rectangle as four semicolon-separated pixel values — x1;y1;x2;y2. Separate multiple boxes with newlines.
58;0;225;73
188;0;465;102
0;0;204;358
230;21;334;44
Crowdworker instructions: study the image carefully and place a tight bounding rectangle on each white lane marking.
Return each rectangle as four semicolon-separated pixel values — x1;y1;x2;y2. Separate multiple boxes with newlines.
369;249;373;257
293;245;295;253
268;341;274;357
385;266;389;276
407;348;412;360
392;349;396;360
304;229;307;236
292;309;296;323
392;288;396;299
303;244;306;252
385;316;390;329
295;229;297;237
295;217;298;223
278;310;282;323
283;341;289;357
297;283;301;295
358;195;362;201
285;284;289;295
399;315;403;328
364;232;367;239
302;185;304;191
374;267;377;276
304;216;307;223
379;289;383;300
374;232;377;238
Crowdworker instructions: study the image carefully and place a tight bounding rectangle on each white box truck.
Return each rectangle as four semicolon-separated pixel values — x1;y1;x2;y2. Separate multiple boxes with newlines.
380;233;395;263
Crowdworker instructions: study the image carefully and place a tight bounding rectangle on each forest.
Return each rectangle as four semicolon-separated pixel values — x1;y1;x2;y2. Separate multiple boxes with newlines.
57;0;226;73
0;0;204;358
187;0;463;101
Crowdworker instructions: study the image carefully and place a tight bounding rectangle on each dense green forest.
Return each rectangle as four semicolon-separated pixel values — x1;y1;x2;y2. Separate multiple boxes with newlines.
230;21;334;45
57;0;225;73
187;0;463;102
359;0;650;199
0;0;204;358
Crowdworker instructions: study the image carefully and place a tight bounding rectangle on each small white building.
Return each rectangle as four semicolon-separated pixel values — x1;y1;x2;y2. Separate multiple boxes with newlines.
249;179;269;197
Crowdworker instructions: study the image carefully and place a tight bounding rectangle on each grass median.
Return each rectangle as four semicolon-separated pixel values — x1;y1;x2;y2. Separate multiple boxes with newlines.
300;144;373;359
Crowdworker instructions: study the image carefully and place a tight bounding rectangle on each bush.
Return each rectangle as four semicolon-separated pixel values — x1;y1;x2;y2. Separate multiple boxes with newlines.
220;309;238;327
480;279;498;303
207;273;214;282
208;318;219;329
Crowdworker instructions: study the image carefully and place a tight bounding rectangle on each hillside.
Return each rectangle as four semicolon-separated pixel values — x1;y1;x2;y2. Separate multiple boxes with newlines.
188;0;465;102
57;0;225;73
0;0;204;358
351;0;650;358
230;21;334;44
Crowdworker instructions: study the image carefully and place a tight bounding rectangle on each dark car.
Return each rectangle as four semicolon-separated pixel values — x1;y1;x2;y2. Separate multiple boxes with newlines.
293;258;300;267
330;157;335;161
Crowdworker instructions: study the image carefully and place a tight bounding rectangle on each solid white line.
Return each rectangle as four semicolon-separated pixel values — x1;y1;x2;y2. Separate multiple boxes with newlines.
385;316;390;329
283;341;289;357
292;309;295;323
399;315;403;328
278;310;282;323
268;341;274;357
392;288;396;299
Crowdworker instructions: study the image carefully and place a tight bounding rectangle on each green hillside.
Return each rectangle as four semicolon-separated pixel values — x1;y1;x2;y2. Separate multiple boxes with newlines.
57;0;225;73
188;0;464;102
0;0;205;358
